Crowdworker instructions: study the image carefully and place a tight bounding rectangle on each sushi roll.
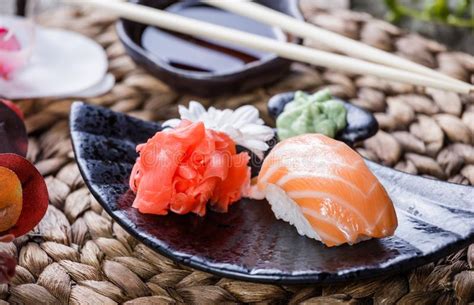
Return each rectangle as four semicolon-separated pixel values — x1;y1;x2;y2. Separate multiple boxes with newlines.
254;133;398;247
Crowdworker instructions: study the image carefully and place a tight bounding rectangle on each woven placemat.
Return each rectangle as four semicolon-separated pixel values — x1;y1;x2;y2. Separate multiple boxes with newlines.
1;2;473;304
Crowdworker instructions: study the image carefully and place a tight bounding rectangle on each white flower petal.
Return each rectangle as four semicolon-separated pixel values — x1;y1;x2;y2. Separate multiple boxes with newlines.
240;124;274;138
215;109;232;127
234;105;259;123
222;126;241;140
189;100;206;117
240;139;269;151
238;139;269;159
207;107;218;118
164;101;272;158
228;106;257;127
162;118;181;128
178;105;195;121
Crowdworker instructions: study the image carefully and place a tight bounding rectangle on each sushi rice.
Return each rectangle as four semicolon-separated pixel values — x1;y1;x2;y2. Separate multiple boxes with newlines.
266;184;321;241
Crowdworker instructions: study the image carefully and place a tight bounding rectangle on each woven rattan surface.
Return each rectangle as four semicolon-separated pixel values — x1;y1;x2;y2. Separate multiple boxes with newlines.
1;2;474;304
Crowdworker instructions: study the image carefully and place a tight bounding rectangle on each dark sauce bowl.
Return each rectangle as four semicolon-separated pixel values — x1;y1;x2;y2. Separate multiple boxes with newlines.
117;0;302;97
268;91;379;146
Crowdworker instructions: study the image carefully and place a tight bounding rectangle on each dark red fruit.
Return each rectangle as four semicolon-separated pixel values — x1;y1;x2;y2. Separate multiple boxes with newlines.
1;99;24;120
0;251;16;284
0;235;16;284
0;154;48;238
0;100;28;156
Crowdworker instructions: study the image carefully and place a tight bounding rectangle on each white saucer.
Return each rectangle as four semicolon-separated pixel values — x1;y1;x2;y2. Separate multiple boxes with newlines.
0;15;109;99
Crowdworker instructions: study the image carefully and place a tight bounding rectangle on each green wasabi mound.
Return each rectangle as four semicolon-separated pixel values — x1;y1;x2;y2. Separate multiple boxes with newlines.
276;90;347;140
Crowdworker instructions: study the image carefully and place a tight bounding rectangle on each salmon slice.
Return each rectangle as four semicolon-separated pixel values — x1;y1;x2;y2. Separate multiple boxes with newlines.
257;134;397;247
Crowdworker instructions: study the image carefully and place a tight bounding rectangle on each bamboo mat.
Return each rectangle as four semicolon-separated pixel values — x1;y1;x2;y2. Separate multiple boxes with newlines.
1;2;474;304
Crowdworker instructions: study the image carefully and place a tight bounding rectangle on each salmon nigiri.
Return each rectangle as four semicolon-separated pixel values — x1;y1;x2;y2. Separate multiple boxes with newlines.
255;134;397;247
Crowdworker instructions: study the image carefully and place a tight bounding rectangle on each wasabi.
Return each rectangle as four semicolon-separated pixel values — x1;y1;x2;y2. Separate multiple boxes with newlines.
276;90;347;140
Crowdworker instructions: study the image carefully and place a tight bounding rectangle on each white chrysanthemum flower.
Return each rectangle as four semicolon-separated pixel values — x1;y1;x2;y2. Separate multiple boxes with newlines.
163;101;275;159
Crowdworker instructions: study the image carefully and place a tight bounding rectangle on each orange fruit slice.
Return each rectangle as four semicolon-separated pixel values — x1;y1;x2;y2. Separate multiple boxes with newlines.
0;166;23;232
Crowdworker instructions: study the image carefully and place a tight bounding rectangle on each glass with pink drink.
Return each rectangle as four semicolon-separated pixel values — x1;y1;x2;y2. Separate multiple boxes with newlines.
0;16;34;80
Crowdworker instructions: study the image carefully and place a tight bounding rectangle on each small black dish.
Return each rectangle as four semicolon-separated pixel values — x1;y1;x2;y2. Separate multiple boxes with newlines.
117;0;302;97
71;102;474;284
268;91;379;145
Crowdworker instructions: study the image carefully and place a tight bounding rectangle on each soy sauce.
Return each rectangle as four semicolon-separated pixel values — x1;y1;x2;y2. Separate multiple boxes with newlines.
141;3;286;73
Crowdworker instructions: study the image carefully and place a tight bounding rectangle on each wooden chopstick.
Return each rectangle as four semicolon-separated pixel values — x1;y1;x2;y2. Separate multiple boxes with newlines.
207;0;469;88
68;0;473;94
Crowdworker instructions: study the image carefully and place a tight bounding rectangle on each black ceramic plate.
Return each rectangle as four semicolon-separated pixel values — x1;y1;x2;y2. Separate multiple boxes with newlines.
268;91;379;145
117;0;301;96
70;102;474;284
